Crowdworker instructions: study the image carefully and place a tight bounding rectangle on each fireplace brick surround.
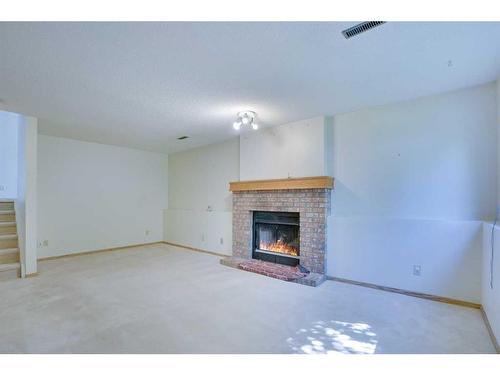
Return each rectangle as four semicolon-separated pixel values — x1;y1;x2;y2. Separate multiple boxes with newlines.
230;180;332;275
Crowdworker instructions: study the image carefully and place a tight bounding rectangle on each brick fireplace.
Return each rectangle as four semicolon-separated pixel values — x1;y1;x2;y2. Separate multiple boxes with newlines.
221;176;333;285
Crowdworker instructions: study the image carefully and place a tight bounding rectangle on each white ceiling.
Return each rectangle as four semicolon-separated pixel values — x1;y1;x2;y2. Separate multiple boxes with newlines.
1;22;499;153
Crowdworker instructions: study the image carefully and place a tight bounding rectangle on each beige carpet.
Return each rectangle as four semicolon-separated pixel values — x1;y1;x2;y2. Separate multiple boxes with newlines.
0;243;495;353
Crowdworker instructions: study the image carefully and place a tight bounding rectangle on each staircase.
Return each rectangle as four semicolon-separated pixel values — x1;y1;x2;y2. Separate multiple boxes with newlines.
0;200;21;280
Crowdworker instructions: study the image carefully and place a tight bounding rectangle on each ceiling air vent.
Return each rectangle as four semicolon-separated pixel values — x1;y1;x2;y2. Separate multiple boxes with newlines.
342;21;386;39
177;136;189;140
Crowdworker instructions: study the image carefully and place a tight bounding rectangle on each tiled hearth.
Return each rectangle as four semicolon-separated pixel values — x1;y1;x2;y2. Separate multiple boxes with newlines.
220;177;333;287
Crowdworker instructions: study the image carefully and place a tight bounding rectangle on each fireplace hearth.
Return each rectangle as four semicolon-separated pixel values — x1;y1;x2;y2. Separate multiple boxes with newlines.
253;211;299;267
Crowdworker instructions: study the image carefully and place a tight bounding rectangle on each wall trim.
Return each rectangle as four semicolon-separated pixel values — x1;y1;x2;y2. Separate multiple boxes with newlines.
163;241;229;258
38;241;226;262
38;241;164;261
328;276;481;309
481;306;500;354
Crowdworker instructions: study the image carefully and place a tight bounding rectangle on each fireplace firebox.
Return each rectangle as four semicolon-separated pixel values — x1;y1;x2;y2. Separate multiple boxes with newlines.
252;211;300;267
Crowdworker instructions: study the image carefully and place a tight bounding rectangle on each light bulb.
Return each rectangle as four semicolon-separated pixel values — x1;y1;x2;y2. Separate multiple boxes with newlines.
252;122;259;130
241;116;249;125
233;121;241;130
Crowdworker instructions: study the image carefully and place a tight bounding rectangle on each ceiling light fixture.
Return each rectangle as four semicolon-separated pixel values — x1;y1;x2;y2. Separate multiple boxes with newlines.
233;111;258;131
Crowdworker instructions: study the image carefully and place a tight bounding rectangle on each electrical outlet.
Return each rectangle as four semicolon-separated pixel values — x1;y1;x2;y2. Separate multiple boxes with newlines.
37;241;43;248
43;240;49;247
0;185;5;191
145;229;150;236
413;265;422;276
220;237;224;245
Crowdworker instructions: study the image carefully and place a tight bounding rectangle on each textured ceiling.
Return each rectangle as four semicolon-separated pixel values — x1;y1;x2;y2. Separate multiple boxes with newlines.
1;22;499;153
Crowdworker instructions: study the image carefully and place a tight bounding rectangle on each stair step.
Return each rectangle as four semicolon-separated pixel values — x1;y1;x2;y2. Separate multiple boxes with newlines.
0;215;16;223
0;202;18;278
0;262;20;272
0;248;19;255
0;234;18;250
0;247;20;264
0;222;16;226
0;234;18;240
0;222;16;235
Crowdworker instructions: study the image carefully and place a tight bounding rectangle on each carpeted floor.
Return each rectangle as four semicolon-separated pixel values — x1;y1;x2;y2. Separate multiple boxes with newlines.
0;243;495;353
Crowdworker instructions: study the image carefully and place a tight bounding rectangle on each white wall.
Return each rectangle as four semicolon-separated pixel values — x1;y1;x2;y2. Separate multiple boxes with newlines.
0;111;19;199
498;78;500;207
165;138;239;255
481;78;500;347
329;217;483;302
240;117;328;180
331;83;497;220
328;83;497;303
482;223;500;347
17;116;38;275
168;137;239;212
37;135;168;258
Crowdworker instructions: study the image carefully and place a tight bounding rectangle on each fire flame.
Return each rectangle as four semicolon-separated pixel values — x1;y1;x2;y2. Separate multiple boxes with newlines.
259;240;299;257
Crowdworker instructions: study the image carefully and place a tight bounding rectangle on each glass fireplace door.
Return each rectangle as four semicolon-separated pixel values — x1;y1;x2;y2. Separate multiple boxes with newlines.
256;223;299;257
252;211;300;266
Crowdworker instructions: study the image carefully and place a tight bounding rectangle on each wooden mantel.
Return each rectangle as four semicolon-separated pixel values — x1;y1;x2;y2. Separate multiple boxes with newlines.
229;176;334;192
